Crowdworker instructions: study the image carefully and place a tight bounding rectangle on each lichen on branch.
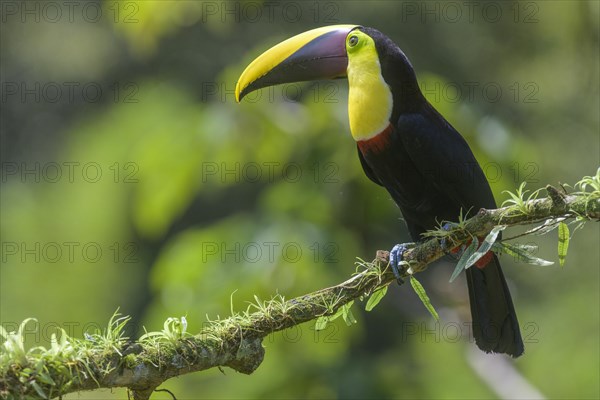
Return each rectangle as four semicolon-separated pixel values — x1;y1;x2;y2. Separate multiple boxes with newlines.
2;171;599;400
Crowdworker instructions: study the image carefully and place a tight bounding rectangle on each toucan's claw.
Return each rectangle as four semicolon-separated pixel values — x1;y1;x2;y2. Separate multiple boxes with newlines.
389;243;413;285
440;223;463;260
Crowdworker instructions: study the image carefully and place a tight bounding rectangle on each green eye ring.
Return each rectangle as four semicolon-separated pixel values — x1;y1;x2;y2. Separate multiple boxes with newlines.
348;35;359;47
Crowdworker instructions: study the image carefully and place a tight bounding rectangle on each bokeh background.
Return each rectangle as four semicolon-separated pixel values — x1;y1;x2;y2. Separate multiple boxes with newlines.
1;1;599;399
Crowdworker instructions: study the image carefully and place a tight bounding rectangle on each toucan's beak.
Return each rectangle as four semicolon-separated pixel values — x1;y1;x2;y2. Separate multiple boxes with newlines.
235;25;359;102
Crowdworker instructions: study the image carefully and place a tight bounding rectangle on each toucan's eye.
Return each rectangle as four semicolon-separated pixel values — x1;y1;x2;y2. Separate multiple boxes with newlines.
348;35;359;47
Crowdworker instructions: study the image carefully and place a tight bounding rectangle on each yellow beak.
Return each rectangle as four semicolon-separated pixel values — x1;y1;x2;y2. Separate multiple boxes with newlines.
235;25;359;102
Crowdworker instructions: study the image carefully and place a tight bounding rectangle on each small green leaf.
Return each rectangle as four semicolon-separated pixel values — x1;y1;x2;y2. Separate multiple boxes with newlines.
37;372;56;386
410;276;439;321
498;242;554;266
30;381;48;399
527;218;566;236
464;225;506;269
558;222;570;266
343;309;357;326
341;301;357;326
315;316;329;331
365;286;388;311
328;306;345;322
449;237;478;283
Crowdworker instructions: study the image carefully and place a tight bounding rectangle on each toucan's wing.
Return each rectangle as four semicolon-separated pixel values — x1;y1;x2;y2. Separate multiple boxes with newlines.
396;110;497;213
357;145;383;186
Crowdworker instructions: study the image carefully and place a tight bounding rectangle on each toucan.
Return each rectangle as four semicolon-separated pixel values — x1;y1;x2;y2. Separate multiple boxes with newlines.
235;25;524;357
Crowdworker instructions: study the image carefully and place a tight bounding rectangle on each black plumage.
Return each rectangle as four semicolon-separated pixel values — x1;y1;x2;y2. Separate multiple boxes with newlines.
356;27;524;357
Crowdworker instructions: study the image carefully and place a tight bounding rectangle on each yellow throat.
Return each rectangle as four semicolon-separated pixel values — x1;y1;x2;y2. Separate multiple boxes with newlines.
346;30;393;141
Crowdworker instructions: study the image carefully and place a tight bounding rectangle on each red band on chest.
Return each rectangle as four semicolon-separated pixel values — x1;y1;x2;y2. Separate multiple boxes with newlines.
357;124;393;154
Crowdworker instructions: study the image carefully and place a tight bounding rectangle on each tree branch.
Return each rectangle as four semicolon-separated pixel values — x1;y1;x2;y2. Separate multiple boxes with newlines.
2;184;598;399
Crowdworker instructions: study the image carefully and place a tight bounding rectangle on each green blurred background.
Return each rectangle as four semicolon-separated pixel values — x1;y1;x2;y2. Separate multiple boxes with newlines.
1;1;599;398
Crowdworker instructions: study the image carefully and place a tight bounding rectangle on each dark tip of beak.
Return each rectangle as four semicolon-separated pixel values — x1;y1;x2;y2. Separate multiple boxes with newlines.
240;29;350;100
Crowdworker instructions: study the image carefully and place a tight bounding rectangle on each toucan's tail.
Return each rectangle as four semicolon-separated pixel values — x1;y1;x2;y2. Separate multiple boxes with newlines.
466;254;524;357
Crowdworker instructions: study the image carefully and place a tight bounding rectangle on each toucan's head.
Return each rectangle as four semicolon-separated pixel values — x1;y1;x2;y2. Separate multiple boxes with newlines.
236;25;422;141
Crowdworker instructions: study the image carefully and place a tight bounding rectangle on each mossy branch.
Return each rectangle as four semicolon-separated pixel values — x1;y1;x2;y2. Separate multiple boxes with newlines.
2;174;599;399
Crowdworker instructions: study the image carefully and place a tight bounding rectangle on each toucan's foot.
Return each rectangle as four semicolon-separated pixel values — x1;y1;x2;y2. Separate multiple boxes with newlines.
389;243;414;285
440;223;463;260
